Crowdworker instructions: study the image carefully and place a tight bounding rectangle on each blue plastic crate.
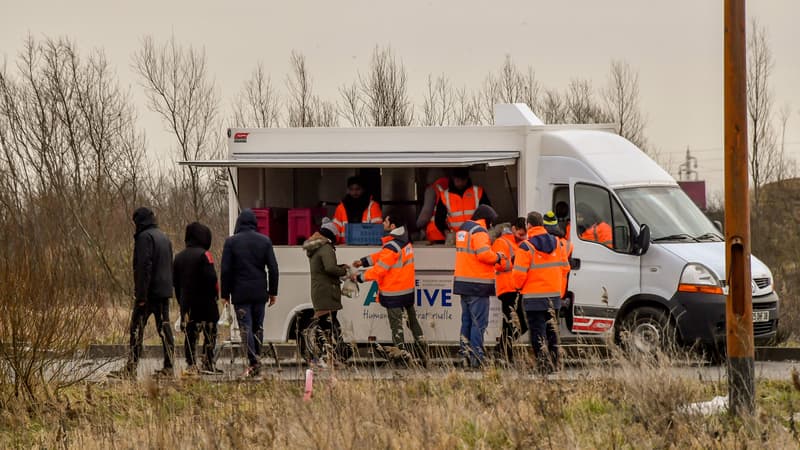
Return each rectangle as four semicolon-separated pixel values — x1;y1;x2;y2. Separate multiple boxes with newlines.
345;223;384;246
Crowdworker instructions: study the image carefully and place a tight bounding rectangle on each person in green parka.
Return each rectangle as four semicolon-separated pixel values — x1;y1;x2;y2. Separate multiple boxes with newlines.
302;218;350;366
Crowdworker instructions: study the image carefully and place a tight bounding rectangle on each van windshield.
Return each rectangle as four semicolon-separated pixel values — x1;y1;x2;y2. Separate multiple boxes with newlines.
615;186;722;243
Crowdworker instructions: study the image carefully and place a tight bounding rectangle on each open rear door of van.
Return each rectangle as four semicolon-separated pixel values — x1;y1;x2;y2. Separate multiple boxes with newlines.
568;179;641;335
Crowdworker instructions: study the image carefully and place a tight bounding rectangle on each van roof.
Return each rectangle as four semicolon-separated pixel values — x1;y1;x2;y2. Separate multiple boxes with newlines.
540;129;677;189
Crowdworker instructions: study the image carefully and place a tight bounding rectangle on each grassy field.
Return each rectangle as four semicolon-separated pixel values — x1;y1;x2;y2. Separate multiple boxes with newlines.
2;363;800;449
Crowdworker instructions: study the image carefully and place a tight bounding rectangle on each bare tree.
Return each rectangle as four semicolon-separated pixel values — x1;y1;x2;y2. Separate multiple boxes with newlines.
232;63;280;128
133;35;220;221
478;56;540;124
342;46;413;127
421;74;455;126
603;60;647;150
452;87;482;126
287;51;337;127
540;89;568;124
747;19;781;207
565;78;608;124
0;36;140;401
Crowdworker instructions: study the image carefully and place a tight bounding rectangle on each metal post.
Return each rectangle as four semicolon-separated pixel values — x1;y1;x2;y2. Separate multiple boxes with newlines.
724;0;755;414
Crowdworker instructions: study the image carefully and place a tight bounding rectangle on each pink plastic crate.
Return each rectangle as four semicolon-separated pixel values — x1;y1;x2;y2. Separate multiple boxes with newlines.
251;207;288;245
288;208;329;245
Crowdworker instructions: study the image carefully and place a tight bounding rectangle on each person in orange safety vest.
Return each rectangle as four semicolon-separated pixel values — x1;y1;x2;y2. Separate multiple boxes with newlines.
576;203;613;248
491;217;529;364
543;211;573;299
332;176;383;243
419;177;449;243
352;216;427;366
454;205;506;368
431;168;491;243
514;211;568;373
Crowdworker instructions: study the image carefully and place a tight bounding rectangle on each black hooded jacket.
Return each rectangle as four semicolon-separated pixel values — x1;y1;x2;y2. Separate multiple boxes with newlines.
132;207;174;302
221;209;280;304
173;222;219;322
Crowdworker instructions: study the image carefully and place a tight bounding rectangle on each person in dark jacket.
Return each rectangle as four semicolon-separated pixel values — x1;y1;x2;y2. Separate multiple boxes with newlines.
221;209;280;377
110;207;174;379
302;218;349;366
173;222;222;374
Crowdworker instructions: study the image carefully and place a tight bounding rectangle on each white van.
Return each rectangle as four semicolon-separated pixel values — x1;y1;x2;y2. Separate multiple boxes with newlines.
184;103;778;353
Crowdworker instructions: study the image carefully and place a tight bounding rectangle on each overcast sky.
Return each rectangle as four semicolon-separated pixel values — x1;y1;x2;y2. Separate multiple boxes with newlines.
2;0;799;196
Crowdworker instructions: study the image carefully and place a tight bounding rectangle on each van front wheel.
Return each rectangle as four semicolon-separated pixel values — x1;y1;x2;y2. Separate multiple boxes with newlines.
619;306;678;356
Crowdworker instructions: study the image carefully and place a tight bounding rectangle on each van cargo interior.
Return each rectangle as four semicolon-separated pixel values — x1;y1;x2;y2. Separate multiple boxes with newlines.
234;164;519;245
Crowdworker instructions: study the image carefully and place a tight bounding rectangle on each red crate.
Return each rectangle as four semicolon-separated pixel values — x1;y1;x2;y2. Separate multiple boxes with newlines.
251;207;288;245
288;208;329;245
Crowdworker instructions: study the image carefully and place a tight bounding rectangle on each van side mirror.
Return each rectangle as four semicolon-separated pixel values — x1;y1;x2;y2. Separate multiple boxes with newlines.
713;220;724;234
635;224;651;255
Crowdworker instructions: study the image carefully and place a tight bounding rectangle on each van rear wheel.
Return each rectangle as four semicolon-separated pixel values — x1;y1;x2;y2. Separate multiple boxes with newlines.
619;306;678;356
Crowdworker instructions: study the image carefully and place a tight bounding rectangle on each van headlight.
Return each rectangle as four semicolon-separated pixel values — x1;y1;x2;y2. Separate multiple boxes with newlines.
678;263;724;295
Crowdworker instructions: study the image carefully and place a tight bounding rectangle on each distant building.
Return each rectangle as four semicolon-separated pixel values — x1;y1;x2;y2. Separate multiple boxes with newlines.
678;180;707;210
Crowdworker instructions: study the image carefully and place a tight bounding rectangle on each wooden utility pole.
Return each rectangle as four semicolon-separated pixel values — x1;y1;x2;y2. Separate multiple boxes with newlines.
724;0;755;414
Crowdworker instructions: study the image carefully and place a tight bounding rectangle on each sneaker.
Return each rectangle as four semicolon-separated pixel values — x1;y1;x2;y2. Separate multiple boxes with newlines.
183;365;201;377
243;364;261;378
107;365;136;380
153;367;175;378
201;366;224;375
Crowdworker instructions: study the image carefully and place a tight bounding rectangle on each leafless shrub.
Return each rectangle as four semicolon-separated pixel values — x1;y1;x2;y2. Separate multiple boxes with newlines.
421;74;455;126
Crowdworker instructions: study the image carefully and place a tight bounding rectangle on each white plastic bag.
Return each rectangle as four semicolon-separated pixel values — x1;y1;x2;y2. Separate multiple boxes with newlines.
342;279;360;298
173;315;182;333
217;302;231;326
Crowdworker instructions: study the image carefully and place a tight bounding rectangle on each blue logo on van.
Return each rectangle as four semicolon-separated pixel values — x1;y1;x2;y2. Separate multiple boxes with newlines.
364;280;452;307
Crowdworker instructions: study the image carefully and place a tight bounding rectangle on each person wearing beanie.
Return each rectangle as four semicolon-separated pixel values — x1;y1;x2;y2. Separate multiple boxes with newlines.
544;211;574;301
453;205;506;369
109;207;174;380
302;218;350;366
220;209;280;378
515;211;567;373
173;222;222;374
352;216;427;367
332;176;383;243
430;168;491;243
492;217;529;365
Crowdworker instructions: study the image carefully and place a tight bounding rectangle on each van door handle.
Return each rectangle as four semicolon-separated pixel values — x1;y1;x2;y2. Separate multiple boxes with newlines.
570;258;581;270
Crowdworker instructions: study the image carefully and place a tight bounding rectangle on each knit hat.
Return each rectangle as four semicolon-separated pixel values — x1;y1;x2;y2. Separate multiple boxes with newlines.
543;211;564;238
320;217;338;242
543;211;558;226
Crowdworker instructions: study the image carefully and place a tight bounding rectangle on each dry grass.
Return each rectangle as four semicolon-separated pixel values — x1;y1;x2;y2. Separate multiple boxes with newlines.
1;357;799;449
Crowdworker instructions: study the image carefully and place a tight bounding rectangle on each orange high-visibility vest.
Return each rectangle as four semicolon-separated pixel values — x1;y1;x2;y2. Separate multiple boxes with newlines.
514;227;567;299
492;233;519;297
580;222;613;248
441;186;483;232
333;198;383;243
453;219;500;296
426;181;449;242
360;235;415;307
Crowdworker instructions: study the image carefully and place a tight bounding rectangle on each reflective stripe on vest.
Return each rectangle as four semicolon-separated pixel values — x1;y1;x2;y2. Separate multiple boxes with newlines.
454;220;496;286
518;235;564;298
442;185;481;232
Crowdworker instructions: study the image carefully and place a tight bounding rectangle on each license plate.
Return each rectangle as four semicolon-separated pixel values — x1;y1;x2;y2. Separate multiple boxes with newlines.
753;310;770;323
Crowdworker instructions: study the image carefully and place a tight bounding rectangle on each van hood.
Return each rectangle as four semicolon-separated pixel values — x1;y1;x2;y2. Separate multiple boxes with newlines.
658;242;773;283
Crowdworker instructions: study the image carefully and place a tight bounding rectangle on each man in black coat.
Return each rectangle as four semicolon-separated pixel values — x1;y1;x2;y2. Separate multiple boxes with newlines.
110;207;174;379
173;222;221;374
221;209;280;377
